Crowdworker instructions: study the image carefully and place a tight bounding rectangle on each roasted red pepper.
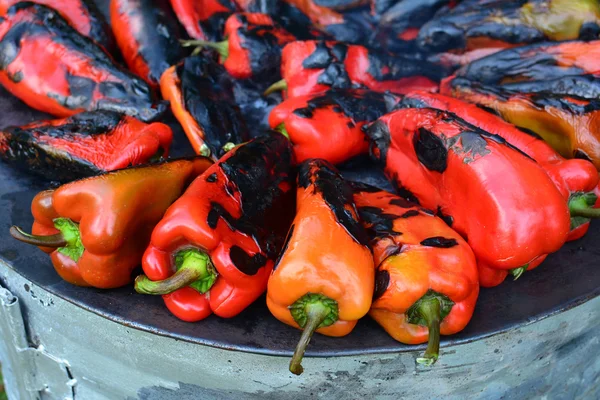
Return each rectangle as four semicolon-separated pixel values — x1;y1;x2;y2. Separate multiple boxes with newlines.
0;111;172;182
170;0;237;40
110;0;186;87
265;40;446;97
353;182;478;365
0;0;116;51
400;91;600;240
9;157;212;288
234;0;279;13
366;107;571;287
135;135;294;322
0;3;164;122
160;55;249;159
267;159;374;375
183;13;296;80
269;89;400;164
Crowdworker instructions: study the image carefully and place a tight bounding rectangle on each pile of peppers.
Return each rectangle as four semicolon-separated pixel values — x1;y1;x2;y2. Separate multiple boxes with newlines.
2;0;600;377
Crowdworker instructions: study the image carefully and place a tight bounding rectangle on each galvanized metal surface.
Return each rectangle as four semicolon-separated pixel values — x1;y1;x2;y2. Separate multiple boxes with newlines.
0;260;599;399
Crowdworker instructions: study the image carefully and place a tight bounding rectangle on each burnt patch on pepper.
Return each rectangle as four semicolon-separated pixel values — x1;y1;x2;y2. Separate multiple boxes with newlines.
373;269;390;301
206;173;218;183
436;206;453;227
420;237;458;248
229;245;267;275
414;127;448;172
399;210;420;218
273;224;294;271
366;119;391;165
357;206;400;239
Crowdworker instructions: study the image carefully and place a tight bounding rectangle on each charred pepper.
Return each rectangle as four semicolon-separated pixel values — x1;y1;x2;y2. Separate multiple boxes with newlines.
0;3;164;122
183;13;296;80
353;183;479;365
160;55;249;159
269;89;401;164
169;0;237;41
10;157;213;288
267;159;374;375
110;0;186;87
135;135;294;322
0;0;116;51
366;107;571;287
0;111;173;182
400;91;600;240
234;0;279;13
265;40;446;97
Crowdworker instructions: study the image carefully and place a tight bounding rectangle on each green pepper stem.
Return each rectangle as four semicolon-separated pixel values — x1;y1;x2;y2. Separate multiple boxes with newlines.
510;264;529;280
275;123;290;140
180;39;229;60
569;206;600;219
9;226;67;248
134;249;217;295
415;297;441;366
568;192;600;218
264;79;287;96
289;302;330;375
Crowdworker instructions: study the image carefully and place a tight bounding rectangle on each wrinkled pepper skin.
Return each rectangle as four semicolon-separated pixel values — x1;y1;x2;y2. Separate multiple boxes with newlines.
366;107;571;287
0;111;173;182
443;76;600;170
269;89;401;164
235;0;279;13
10;157;212;288
0;0;116;51
353;183;478;364
418;0;600;55
271;40;446;98
160;55;248;159
267;159;374;375
110;0;186;87
170;0;237;40
136;135;294;322
400;91;600;239
0;3;164;122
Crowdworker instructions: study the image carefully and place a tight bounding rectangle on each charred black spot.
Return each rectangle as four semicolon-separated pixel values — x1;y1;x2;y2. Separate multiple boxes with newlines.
367;50;447;82
330;43;348;61
357;206;400;239
447;130;490;163
206;173;217;183
574;149;593;162
206;202;223;229
302;41;333;69
373;269;390;301
347;121;355;129
298;159;369;246
349;181;383;193
237;25;284;79
414;127;447;172
273;224;294;271
317;63;352;88
229;245;267;275
437;206;453;227
292;107;314;119
399;210;420;218
420;236;458;248
579;21;600;41
8;70;23;83
366;120;391;165
66;74;95;109
389;197;415;208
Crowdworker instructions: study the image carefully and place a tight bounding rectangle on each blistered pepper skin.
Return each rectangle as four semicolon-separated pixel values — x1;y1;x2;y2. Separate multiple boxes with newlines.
139;135;294;322
353;184;478;347
160;55;249;159
0;111;173;182
269;89;401;164
0;0;116;51
110;0;186;87
0;4;164;122
366;108;571;287
18;158;213;289
170;0;237;40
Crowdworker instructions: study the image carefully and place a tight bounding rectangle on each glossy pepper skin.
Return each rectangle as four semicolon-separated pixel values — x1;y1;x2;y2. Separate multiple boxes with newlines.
169;0;237;41
0;111;173;182
0;3;164;122
110;0;186;87
265;40;446;98
366;107;571;287
269;89;401;164
135;135;294;323
418;0;600;55
184;13;296;80
353;183;478;365
9;157;212;288
160;55;249;159
400;91;600;240
267;159;374;375
0;0;116;51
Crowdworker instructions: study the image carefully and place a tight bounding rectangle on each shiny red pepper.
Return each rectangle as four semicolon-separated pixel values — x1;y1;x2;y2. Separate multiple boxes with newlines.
135;135;294;322
169;0;237;40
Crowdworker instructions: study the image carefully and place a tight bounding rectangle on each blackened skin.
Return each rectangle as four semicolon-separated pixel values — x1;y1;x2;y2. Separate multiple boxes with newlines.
80;0;117;51
178;55;249;159
114;0;186;84
275;2;331;40
414;127;448;173
373;269;390;301
236;21;283;79
312;0;367;10
229;245;268;275
240;0;280;13
579;21;600;41
357;206;399;239
349;180;383;193
0;3;164;122
366;119;391;165
273;224;294;271
292;89;401;122
368;50;448;82
298;159;370;247
437;206;453;227
379;0;450;24
420;237;458;248
0;111;126;181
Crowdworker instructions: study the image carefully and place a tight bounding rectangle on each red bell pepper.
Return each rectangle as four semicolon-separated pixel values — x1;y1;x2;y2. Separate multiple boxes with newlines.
169;0;237;40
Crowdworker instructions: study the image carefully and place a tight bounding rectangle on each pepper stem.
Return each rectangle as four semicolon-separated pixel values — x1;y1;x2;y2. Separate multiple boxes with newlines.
134;248;217;295
180;39;229;60
9;226;67;247
569;192;600;218
264;79;287;96
414;297;441;366
288;293;339;375
510;264;529;280
275;123;290;140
